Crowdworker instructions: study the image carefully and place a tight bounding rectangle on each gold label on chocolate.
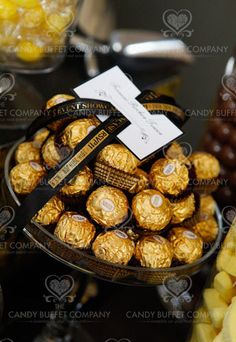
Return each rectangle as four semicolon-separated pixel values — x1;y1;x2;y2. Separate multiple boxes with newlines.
100;199;115;212
150;194;163;208
163;163;176;175
114;230;128;239
183;231;197;240
30;161;43;172
72;214;87;222
87;125;97;134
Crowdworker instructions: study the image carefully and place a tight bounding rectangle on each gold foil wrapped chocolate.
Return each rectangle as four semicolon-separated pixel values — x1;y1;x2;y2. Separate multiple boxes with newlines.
45;94;75;110
189;152;220;180
60;166;93;197
135;235;173;268
200;195;216;218
96;144;140;173
149;158;189;197
10;161;45;194
33;128;50;147
41;135;62;168
33;196;65;225
192;216;218;243
54;212;96;249
166;142;190;165
61;118;100;149
171;193;196;224
132;189;172;231
168;227;203;264
129;168;149;193
15;141;41;164
86;186;129;228
92;230;135;265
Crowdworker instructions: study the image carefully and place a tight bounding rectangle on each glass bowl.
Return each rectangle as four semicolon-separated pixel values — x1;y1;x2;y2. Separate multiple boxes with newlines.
3;139;224;286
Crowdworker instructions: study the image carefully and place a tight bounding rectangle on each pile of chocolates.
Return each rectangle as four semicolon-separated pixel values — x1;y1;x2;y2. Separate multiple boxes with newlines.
9;94;221;269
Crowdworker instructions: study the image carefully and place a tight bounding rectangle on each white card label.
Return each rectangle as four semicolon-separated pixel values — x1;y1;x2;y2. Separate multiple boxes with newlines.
74;66;183;160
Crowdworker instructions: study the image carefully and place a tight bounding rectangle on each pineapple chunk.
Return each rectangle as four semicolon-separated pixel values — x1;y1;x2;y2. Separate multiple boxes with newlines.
214;271;236;303
213;332;225;342
217;225;236;276
222;298;236;342
203;288;228;329
195;323;216;342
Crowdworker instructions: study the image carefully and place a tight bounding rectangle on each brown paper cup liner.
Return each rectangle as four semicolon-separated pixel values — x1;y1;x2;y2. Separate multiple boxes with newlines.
94;161;139;191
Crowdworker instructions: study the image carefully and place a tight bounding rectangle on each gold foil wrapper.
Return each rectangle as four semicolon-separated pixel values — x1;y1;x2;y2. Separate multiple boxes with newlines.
166;142;190;165
15;141;41;164
33;196;65;225
61;118;100;149
86;186;129;228
10;161;45;194
200;195;216;218
54;211;96;249
135;235;173;268
192;216;218;243
150;158;189;197
132;189;172;231
60;166;93;197
168;227;203;264
45;94;75;110
41;135;61;168
96;144;140;174
92;230;135;265
189;152;220;180
33;128;50;147
171;193;196;224
129;168;149;193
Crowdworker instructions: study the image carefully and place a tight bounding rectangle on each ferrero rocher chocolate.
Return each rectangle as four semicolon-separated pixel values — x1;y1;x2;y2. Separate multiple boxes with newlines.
149;158;189;197
135;235;173;268
60;166;93;197
33;196;65;225
171;193;196;224
33;128;50;147
132;189;172;231
166;142;190;165
61;118;100;149
45;94;75;110
15;141;41;164
189;152;220;180
192;217;218;243
129;168;149;193
92;230;135;265
200;195;216;218
86;186;129;227
10;161;45;194
96;144;140;174
168;227;203;264
54;212;96;249
41;135;61;168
